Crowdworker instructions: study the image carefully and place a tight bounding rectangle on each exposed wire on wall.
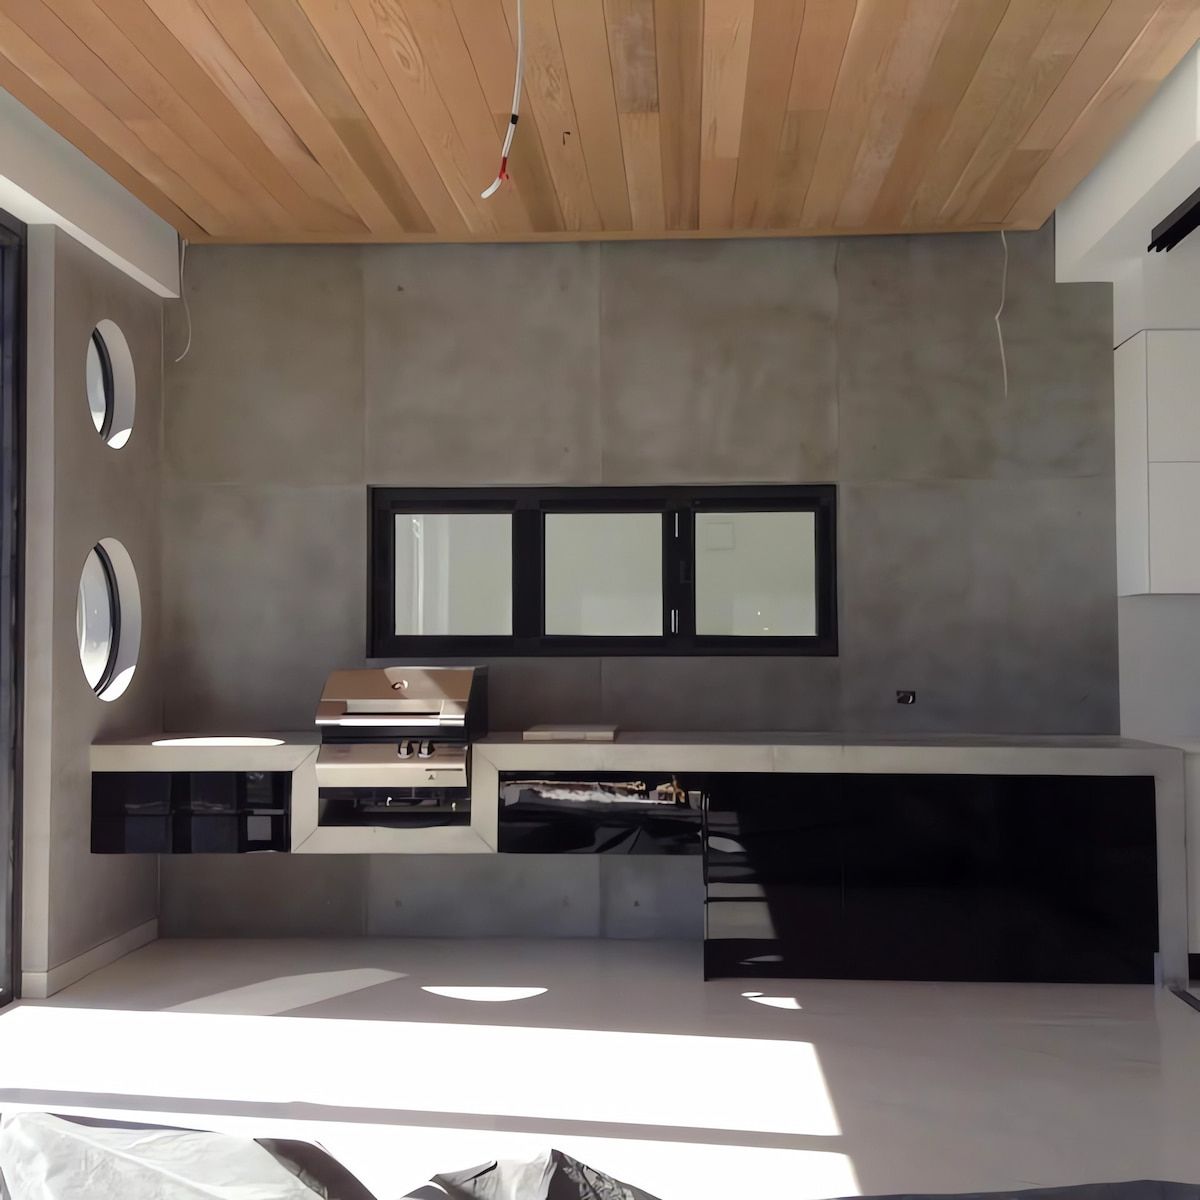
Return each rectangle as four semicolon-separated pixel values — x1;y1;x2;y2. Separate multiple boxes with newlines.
994;229;1008;398
174;236;192;364
481;0;525;199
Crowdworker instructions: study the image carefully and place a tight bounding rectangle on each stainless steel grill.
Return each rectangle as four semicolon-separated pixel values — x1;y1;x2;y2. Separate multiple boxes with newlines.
314;667;486;827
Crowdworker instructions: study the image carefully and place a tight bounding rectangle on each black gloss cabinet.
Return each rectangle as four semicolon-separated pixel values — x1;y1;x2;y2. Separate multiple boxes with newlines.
704;773;1158;984
92;771;291;854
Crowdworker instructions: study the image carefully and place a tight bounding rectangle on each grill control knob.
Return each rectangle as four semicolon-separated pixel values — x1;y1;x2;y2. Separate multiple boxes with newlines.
418;739;434;759
398;740;414;759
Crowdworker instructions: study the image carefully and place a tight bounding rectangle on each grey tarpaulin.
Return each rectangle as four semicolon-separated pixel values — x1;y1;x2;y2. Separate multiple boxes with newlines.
838;1187;1200;1200
402;1149;663;1200
402;1166;1200;1200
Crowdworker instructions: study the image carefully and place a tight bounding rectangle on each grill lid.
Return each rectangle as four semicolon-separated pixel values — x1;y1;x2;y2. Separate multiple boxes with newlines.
316;667;477;729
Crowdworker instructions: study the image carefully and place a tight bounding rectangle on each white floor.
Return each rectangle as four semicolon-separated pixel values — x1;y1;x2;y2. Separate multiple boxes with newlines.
3;939;1200;1200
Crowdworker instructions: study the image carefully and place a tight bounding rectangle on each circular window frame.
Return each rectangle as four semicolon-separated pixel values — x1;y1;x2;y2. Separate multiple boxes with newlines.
86;320;136;449
76;538;142;702
79;543;120;694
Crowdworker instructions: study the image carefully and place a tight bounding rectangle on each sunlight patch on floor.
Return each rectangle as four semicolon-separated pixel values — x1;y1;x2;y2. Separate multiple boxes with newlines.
0;1005;841;1137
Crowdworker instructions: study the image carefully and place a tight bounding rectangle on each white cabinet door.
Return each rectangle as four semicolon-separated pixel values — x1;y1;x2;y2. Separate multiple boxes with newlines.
1149;461;1200;592
1148;330;1200;461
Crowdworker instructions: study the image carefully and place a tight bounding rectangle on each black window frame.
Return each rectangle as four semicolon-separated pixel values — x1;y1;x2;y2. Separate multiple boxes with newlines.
89;327;115;441
82;541;121;696
369;485;837;658
1;206;25;1008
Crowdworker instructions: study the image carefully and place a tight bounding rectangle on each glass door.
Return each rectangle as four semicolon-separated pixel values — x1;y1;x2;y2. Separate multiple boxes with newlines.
0;207;24;1007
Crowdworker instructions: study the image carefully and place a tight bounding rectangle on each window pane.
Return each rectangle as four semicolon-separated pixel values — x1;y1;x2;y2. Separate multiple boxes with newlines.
394;513;512;636
544;512;662;636
695;511;816;636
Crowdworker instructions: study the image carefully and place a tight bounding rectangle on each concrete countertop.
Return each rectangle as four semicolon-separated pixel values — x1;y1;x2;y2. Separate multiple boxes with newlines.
92;729;1177;773
91;733;318;773
477;731;1164;749
472;731;1182;778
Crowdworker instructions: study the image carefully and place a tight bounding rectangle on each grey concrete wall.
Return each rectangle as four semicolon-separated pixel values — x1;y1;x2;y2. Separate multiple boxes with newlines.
159;223;1115;937
23;227;164;978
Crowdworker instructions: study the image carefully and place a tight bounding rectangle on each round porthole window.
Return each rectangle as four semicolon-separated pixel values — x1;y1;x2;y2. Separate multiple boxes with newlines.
85;320;135;448
76;538;141;701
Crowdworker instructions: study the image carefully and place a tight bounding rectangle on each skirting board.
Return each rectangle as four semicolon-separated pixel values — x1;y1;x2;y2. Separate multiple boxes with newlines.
20;919;158;999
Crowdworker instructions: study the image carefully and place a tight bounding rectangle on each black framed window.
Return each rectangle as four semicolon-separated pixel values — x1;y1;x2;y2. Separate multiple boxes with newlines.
1;207;25;1008
370;486;836;657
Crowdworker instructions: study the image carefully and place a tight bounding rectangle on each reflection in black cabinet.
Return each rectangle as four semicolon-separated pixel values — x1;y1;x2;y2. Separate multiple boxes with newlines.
499;772;704;854
92;772;291;853
704;773;1158;984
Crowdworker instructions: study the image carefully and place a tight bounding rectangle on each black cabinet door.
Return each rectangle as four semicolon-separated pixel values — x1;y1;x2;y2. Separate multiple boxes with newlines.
92;772;291;853
704;773;1158;984
705;773;852;977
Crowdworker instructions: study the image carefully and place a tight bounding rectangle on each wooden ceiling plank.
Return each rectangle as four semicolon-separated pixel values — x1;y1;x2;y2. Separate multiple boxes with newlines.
294;0;466;236
700;0;754;229
939;0;1110;223
553;0;632;230
1008;0;1200;226
836;0;958;228
42;0;294;233
655;0;703;230
605;0;660;114
972;146;1052;222
700;159;739;228
732;0;807;230
620;110;667;230
451;0;564;231
3;0;248;232
101;0;361;234
347;0;500;235
395;0;532;231
140;0;362;229
244;0;433;233
0;52;205;237
498;0;602;231
867;0;1009;228
905;0;1056;224
768;0;855;227
0;6;228;233
194;0;404;235
800;0;910;227
451;0;517;111
1021;0;1163;150
496;108;566;232
973;0;1160;221
604;0;665;231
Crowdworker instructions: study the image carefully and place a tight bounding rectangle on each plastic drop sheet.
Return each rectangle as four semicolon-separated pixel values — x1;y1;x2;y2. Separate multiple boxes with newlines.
402;1149;663;1200
0;1113;323;1200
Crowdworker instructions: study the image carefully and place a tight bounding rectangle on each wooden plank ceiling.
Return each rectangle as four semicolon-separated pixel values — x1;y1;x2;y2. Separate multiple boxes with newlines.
1;0;1198;243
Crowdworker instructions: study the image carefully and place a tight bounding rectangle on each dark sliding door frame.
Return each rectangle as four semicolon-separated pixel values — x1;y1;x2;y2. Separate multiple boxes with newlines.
0;208;25;1007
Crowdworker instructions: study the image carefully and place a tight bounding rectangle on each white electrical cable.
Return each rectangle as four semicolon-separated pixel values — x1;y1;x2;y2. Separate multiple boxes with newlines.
482;0;525;199
174;237;192;364
994;229;1008;398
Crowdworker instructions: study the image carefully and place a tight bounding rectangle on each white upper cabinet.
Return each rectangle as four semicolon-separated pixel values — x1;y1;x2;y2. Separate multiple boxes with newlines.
1117;330;1200;594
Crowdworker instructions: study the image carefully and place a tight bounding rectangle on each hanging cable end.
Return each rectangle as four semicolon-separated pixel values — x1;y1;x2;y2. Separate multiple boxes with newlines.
481;157;510;200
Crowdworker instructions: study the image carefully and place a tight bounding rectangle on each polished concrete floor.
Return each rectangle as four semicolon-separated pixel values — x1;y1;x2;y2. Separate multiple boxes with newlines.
3;938;1200;1200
